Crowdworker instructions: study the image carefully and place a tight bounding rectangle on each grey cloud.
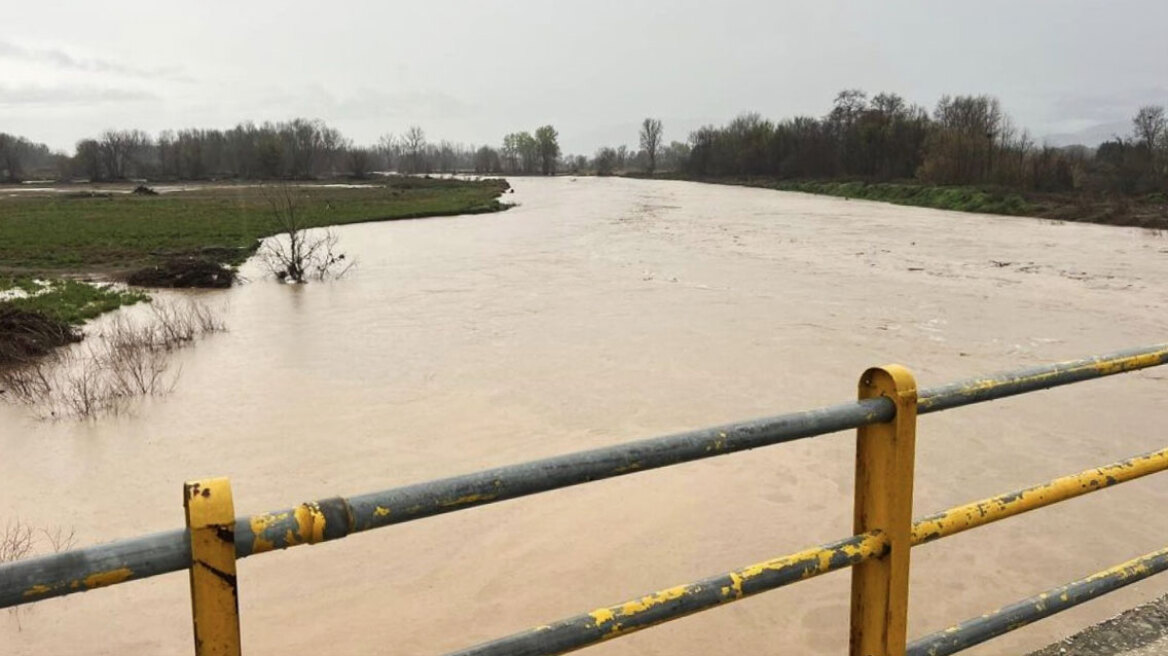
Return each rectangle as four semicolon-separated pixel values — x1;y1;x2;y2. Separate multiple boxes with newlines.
0;40;191;82
260;87;474;121
0;85;159;106
1047;87;1168;124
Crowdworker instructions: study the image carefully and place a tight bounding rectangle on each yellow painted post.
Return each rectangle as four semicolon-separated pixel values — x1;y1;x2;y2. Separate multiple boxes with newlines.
850;366;917;656
184;478;242;656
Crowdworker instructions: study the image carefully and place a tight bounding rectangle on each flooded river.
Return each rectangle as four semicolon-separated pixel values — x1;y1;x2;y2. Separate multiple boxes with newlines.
2;177;1167;654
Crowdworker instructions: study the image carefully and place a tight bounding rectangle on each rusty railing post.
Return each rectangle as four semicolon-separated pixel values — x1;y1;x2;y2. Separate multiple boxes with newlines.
184;477;242;656
850;365;917;656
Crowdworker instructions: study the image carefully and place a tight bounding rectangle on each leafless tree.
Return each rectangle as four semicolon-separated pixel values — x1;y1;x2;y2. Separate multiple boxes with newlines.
259;185;354;283
377;133;398;172
402;126;427;174
97;129;151;179
1133;105;1166;151
639;118;664;175
348;147;374;179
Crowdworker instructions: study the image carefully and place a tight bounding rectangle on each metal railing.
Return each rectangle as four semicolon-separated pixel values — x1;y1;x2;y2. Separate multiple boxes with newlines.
2;344;1167;655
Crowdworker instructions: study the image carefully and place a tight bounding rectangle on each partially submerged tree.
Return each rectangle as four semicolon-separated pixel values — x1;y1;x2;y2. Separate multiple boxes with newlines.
259;186;354;283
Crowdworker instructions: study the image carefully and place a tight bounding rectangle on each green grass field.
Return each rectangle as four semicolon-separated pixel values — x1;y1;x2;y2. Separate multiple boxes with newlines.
0;177;509;274
0;277;147;324
770;180;1033;215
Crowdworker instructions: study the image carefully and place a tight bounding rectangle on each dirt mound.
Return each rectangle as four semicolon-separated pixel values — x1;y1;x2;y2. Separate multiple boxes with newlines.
0;306;81;365
126;258;236;288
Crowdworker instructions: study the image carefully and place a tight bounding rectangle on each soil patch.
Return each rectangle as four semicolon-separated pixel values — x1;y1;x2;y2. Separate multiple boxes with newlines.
126;258;236;288
0;307;81;366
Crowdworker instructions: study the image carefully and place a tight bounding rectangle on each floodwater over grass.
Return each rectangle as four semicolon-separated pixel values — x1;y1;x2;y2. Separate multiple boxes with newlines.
1;177;1167;654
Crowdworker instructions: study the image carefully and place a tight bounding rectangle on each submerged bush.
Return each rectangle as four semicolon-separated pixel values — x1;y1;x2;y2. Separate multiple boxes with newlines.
0;299;225;420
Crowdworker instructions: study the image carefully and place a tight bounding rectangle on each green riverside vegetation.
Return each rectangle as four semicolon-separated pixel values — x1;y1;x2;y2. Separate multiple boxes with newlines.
0;277;147;325
771;181;1032;216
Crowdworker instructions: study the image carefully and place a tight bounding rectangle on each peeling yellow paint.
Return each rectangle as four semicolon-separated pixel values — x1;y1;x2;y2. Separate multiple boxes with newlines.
589;585;693;637
724;572;744;599
912;446;1168;545
22;584;52;598
373;506;391;517
589;607;615;628
82;567;132;589
249;511;289;553
292;503;326;545
438;493;497;508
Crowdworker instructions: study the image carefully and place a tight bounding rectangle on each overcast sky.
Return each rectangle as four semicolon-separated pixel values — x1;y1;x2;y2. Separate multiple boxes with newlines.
2;0;1166;154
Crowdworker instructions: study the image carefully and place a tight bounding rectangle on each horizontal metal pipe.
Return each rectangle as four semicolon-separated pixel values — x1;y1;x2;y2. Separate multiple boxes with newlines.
912;445;1168;545
0;529;190;608
916;343;1168;415
1;397;892;609
3;343;1165;610
906;545;1168;656
446;531;888;656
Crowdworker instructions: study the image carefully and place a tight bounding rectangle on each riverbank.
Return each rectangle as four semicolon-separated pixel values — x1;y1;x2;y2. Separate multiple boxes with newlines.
0;177;510;359
629;174;1168;229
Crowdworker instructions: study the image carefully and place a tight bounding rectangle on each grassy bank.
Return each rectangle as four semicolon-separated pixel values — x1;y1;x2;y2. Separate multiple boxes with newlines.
642;174;1168;229
0;277;147;324
772;180;1033;216
0;278;148;364
0;177;511;275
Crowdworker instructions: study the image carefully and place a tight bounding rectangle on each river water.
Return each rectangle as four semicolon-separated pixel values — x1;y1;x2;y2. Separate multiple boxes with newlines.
2;177;1167;654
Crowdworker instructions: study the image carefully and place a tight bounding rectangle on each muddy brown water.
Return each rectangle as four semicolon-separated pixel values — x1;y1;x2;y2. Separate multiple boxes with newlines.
2;177;1167;655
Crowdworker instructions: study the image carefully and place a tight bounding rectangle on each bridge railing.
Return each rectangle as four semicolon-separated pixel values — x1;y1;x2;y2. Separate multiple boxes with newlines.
2;344;1166;656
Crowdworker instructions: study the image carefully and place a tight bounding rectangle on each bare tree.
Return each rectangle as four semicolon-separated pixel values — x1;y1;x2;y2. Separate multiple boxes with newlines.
378;133;398;172
1133;106;1166;150
259;186;353;283
639;118;664;175
97;129;151;179
348;147;374;179
0;133;28;182
594;147;618;175
402;126;427;174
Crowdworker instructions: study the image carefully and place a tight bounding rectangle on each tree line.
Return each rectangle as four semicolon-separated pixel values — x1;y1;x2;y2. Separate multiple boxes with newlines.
3;92;1165;196
679;90;1168;196
0;120;564;182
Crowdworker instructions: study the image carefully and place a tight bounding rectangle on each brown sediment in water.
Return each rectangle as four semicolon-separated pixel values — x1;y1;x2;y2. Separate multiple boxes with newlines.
1;177;1166;655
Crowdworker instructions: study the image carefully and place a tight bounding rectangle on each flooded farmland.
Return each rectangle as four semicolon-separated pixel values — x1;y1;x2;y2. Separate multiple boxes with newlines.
2;177;1167;655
